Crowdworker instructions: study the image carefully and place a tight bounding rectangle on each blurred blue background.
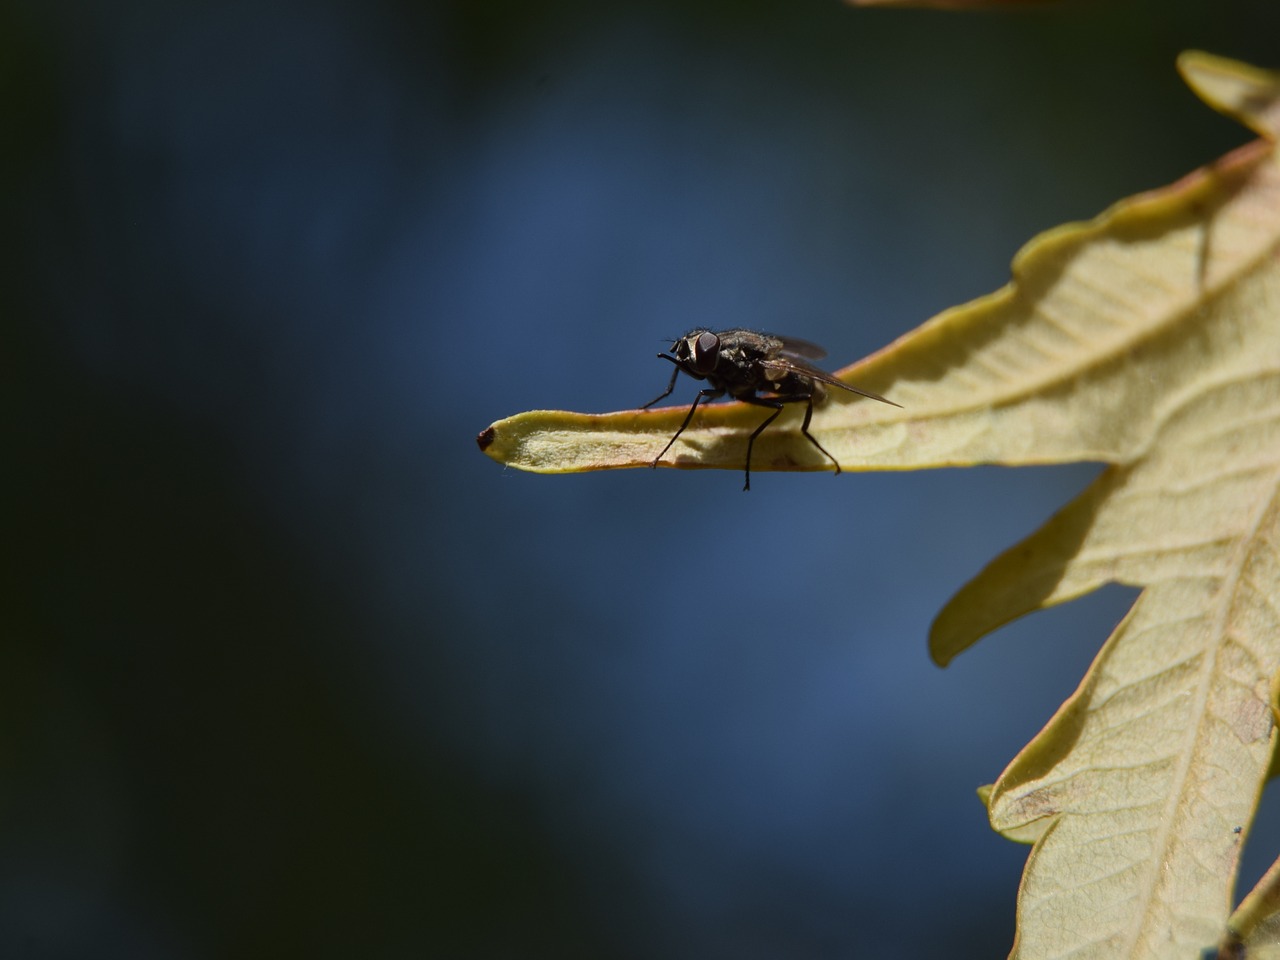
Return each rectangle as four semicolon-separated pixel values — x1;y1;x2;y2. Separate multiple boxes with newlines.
5;1;1280;957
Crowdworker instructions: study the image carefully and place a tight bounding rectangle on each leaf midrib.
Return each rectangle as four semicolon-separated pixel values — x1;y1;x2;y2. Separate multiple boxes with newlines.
1125;465;1280;955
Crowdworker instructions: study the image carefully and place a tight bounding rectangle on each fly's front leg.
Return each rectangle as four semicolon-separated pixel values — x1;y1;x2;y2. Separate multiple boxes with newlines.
652;388;723;469
642;362;681;409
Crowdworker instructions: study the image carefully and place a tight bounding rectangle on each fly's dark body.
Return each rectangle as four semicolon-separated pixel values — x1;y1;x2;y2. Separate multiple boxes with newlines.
642;328;899;490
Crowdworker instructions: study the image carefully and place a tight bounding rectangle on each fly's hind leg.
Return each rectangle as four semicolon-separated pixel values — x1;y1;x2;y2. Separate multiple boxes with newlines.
798;394;841;476
737;396;785;492
740;392;840;488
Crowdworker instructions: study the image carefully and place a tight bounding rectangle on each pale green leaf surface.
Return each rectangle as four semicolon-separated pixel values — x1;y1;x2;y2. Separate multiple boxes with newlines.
478;52;1280;959
957;376;1280;956
934;55;1280;960
1179;50;1280;141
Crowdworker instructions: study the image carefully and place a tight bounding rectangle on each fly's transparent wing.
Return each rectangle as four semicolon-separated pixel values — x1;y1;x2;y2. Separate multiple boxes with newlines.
760;357;901;407
770;335;827;361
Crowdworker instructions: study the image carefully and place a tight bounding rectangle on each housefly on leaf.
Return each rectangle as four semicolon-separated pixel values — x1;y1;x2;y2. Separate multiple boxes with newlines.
642;328;900;491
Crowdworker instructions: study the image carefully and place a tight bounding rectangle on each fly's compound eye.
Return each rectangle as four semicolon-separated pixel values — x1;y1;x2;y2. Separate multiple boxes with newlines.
692;331;720;374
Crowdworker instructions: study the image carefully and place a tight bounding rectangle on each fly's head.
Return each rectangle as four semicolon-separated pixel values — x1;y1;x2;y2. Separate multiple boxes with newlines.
663;329;721;379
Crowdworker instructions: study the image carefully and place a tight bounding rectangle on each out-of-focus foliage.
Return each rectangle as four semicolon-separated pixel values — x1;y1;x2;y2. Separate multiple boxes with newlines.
846;0;1057;8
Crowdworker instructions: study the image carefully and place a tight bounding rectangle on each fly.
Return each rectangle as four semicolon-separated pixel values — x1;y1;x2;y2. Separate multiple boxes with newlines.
642;328;900;491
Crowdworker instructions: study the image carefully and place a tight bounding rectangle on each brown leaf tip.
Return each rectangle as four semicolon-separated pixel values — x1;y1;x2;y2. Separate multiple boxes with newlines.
476;426;496;451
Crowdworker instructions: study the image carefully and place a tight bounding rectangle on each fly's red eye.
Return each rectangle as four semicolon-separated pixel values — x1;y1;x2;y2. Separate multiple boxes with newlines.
692;331;719;374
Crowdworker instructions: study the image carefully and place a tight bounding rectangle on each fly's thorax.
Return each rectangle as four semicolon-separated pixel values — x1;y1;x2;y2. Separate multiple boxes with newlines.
716;340;751;368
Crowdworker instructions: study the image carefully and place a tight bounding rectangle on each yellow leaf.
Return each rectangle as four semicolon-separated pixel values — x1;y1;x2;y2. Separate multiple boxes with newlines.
1227;854;1280;957
478;53;1280;959
1179;50;1280;141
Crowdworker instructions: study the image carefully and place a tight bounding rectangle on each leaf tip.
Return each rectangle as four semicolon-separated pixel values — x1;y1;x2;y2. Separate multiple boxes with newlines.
1178;50;1280;141
928;598;981;668
476;425;497;453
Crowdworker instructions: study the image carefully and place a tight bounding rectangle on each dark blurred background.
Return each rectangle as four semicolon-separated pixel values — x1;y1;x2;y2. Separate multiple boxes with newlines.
5;1;1280;957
